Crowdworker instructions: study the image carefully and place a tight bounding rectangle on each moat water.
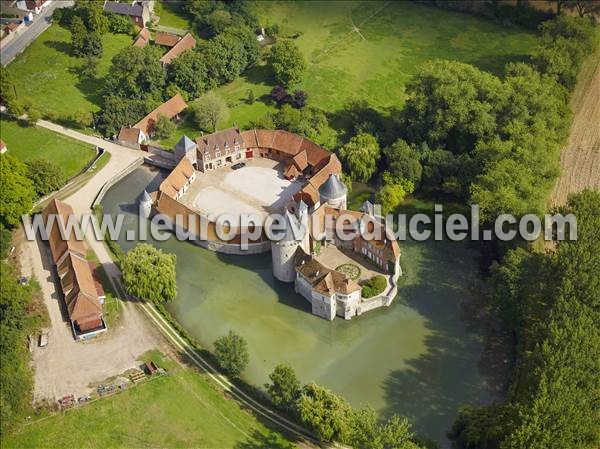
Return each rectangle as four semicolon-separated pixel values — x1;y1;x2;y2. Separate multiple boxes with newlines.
102;166;497;446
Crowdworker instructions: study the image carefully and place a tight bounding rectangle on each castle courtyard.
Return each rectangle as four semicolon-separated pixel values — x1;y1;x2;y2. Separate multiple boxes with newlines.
315;244;387;283
179;158;303;221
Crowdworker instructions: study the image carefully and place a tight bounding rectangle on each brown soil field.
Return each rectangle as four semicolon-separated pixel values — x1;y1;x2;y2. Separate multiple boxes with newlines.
549;51;600;207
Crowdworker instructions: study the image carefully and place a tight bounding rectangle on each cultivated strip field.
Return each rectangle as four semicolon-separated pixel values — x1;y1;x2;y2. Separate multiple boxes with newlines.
550;51;600;206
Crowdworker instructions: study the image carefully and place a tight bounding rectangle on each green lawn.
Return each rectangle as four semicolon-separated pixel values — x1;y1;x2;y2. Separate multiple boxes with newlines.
6;24;133;119
215;0;537;129
155;0;193;30
2;352;294;449
0;118;95;178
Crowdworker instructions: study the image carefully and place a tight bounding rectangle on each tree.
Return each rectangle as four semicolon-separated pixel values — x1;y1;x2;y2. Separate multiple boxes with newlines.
80;55;100;79
562;0;600;17
213;330;249;377
106;12;135;34
70;16;87;56
167;49;210;99
269;40;306;87
75;0;108;34
190;92;229;132
98;95;151;136
206;9;232;35
271;85;290;106
81;32;103;59
154;114;176;140
0;155;34;228
375;183;406;215
247;89;255;104
103;46;166;101
267;364;301;411
296;383;353;442
383;139;422;186
404;59;504;153
0;261;38;433
201;27;258;83
26;158;66;198
121;244;177;304
338;133;380;182
291;90;308;109
350;406;419;449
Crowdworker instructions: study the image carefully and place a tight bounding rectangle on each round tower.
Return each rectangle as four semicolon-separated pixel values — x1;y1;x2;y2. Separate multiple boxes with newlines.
140;190;153;219
271;210;302;283
319;174;348;210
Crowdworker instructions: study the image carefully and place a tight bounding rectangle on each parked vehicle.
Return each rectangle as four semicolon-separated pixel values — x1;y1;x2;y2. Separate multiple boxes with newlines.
38;332;49;348
231;162;246;170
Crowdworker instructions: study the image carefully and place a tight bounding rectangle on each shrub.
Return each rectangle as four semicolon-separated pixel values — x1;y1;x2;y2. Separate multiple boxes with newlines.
361;275;387;299
213;330;249;377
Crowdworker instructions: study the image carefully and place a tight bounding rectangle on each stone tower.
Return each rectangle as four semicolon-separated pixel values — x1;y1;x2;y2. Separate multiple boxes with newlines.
271;207;308;283
319;174;348;210
174;135;197;167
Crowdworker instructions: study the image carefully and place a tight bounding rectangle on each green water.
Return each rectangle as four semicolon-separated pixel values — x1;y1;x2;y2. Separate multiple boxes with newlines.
102;167;496;446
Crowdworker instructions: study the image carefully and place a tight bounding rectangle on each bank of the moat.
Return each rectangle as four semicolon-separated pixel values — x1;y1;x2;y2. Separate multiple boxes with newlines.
101;166;498;446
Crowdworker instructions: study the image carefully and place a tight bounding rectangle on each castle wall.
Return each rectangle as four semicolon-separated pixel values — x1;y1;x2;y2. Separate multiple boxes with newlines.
271;240;298;282
310;292;336;321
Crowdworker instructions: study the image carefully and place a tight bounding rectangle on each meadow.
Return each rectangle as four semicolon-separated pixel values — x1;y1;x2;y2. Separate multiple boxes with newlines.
0;118;95;178
2;352;293;449
214;1;538;129
5;25;132;119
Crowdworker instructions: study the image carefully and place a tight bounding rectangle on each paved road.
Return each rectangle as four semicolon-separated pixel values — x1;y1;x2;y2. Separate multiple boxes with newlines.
0;2;70;66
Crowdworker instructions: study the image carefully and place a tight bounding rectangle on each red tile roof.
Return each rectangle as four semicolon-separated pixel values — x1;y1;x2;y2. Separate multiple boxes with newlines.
159;33;196;65
118;127;142;143
155;31;180;47
134;94;187;137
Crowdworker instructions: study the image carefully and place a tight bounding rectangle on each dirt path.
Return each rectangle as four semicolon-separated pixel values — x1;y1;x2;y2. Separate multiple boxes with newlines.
549;52;600;207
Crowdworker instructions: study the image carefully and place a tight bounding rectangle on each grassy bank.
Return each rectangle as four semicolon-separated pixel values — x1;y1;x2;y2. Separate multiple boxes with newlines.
1;351;294;448
0;118;96;178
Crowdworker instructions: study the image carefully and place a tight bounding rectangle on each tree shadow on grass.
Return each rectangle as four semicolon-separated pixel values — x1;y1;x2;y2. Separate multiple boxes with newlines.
243;63;276;86
472;53;532;75
44;40;73;56
234;429;297;449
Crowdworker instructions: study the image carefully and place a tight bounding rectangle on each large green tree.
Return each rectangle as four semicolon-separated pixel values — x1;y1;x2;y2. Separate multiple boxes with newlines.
103;46;166;101
213;330;249;377
269;40;307;87
190;92;229;132
26;158;66;198
121;244;177;304
296;383;354;442
267;364;301;411
167;49;210;99
338;133;380;182
0;155;34;228
383;138;423;186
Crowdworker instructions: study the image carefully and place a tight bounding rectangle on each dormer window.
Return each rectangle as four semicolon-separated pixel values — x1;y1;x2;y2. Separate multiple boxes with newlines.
204;151;210;161
215;151;221;158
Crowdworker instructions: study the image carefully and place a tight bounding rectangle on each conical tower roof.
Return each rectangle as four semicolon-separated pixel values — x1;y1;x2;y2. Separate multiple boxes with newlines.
175;135;196;153
141;190;152;203
319;174;347;200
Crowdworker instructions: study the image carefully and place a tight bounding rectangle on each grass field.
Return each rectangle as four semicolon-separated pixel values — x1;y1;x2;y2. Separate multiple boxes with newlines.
2;352;294;449
155;0;193;30
0;118;95;178
6;25;132;119
214;1;537;130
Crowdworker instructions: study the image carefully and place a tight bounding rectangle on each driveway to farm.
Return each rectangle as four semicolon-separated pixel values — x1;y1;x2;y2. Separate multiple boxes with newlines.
22;121;166;401
550;51;600;206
